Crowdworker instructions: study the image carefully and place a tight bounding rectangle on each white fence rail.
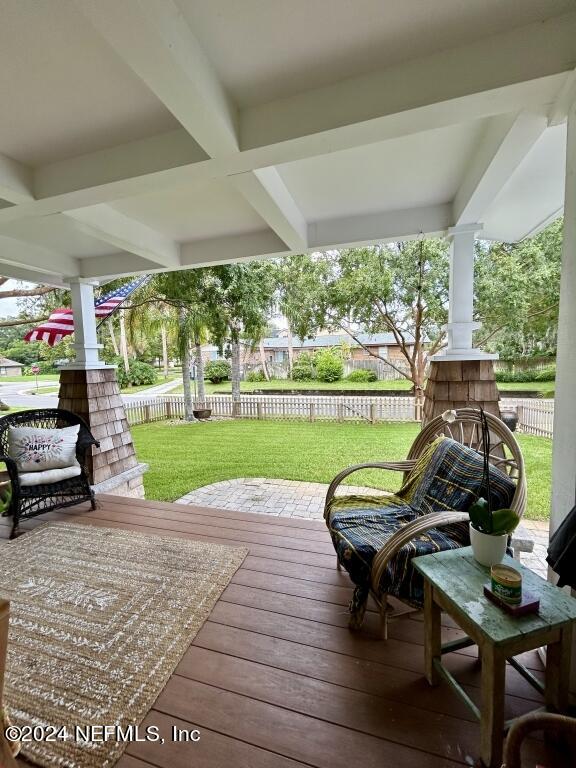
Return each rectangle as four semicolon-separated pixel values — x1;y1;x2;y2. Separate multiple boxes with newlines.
125;393;554;437
126;394;421;425
504;398;554;438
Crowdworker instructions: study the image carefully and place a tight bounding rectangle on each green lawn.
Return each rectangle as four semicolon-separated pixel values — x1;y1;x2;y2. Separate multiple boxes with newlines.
498;381;555;396
132;419;552;521
0;374;60;383
172;377;555;396
173;378;415;394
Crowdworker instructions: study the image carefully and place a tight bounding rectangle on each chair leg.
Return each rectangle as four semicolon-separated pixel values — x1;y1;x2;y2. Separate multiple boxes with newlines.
380;595;389;640
336;556;342;570
90;494;97;511
8;502;19;540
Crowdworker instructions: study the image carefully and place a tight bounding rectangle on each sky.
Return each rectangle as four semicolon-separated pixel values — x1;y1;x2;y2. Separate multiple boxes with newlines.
0;278;36;318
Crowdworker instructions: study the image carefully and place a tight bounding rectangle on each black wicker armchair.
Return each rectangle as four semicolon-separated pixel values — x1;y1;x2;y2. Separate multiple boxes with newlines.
0;409;99;539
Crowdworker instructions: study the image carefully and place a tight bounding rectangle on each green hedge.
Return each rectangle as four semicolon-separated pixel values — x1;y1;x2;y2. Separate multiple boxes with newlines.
204;358;231;383
346;369;377;382
495;365;555;383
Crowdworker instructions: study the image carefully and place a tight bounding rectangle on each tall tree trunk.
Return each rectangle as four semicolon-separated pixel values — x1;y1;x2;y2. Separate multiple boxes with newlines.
286;322;294;378
107;318;120;357
231;338;241;413
161;325;169;378
179;308;194;421
258;338;270;380
119;310;130;375
194;338;206;404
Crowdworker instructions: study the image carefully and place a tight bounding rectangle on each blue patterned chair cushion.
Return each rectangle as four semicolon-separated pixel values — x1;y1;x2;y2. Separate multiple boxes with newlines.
327;436;517;609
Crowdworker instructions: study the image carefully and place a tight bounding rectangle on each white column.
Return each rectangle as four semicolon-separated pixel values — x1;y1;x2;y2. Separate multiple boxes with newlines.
62;278;109;370
431;223;497;361
551;103;576;536
550;101;576;701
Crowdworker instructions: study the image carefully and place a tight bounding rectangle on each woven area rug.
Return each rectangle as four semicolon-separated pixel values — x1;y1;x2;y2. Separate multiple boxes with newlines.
0;522;247;767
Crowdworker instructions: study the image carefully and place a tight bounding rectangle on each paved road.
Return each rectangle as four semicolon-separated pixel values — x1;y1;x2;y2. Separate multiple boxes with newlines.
0;376;182;409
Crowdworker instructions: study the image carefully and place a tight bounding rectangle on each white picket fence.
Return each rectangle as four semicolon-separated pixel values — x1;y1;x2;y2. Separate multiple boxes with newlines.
504;398;554;438
125;393;554;437
125;394;422;425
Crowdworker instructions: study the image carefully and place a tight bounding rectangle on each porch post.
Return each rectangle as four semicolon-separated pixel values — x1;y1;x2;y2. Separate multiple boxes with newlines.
67;278;105;368
549;101;576;701
551;101;576;537
424;225;499;424
445;224;484;357
58;278;148;498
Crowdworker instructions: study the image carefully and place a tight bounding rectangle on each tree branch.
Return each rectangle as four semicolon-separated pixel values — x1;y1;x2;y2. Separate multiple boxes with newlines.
477;302;559;347
0;316;48;328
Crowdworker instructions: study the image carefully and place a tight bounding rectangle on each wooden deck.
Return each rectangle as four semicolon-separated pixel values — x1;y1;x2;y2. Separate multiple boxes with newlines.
1;495;550;768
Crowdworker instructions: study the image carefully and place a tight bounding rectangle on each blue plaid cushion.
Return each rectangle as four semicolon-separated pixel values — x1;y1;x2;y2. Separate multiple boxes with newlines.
327;437;516;609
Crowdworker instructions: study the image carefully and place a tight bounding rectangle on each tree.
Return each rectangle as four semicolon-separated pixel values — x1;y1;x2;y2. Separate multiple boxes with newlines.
474;219;562;359
153;270;219;418
279;241;449;395
207;263;276;406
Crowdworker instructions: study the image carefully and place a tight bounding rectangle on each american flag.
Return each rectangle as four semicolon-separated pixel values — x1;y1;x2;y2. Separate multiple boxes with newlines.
24;275;150;346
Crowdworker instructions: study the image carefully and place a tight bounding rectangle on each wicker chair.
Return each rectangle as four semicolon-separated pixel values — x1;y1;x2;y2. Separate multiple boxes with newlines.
324;408;526;638
0;409;99;539
502;712;576;767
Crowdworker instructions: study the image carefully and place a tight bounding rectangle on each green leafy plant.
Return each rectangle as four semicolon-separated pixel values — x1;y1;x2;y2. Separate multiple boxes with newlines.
291;352;316;381
204;358;231;383
113;359;158;388
346;369;377;382
315;349;344;382
246;368;266;382
468;497;520;536
468;408;520;536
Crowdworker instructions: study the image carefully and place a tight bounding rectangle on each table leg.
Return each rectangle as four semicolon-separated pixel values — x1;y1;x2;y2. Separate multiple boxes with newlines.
545;624;573;712
480;644;506;768
424;580;441;686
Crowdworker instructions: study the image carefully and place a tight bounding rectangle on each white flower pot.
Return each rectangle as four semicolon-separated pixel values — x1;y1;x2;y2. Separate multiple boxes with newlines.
469;523;507;567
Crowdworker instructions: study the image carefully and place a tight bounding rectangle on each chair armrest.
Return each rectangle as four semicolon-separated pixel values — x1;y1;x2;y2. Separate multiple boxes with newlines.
370;511;470;592
324;460;418;517
0;454;20;489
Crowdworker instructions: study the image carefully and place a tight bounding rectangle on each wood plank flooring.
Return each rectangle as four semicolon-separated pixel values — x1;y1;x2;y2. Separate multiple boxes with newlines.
1;495;549;768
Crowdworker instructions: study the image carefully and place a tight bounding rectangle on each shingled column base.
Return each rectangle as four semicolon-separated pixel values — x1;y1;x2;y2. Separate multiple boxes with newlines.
423;359;501;426
58;367;146;498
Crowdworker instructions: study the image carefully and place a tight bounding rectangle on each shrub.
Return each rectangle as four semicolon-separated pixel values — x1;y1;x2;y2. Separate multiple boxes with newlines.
246;368;266;382
495;366;555;383
534;365;556;382
113;359;157;388
205;358;231;383
292;363;315;381
315;350;344;382
346;369;377;382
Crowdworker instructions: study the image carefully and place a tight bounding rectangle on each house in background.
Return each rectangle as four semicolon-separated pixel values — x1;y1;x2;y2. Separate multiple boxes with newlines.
0;357;23;377
245;332;418;378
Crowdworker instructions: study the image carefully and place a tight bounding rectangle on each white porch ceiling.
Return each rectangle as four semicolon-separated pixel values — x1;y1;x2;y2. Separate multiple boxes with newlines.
0;0;574;286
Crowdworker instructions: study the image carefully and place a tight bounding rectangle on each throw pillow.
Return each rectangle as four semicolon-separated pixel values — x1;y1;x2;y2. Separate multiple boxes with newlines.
8;424;80;473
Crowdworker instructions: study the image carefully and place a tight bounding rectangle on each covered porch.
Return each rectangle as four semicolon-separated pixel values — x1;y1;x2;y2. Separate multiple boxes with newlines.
0;2;576;767
0;495;549;768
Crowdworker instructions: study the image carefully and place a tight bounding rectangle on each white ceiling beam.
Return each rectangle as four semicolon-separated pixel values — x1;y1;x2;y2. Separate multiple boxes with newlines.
77;0;238;157
80;230;289;280
0;264;65;288
0;154;34;205
453;111;548;226
241;11;576;151
64;205;181;270
34;128;206;200
308;204;452;250
77;0;306;252
231;168;307;251
549;69;576;126
0;236;78;280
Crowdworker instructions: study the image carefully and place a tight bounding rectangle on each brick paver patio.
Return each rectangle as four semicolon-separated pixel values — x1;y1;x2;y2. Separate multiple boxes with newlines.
176;477;549;577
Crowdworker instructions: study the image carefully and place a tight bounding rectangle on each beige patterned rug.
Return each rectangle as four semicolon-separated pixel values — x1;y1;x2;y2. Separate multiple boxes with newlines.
0;522;247;767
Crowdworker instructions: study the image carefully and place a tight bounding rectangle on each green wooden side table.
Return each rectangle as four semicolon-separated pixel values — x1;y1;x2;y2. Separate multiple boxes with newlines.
413;546;576;768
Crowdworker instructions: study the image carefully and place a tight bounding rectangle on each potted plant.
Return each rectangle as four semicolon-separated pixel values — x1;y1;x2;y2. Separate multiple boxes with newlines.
467;409;520;566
